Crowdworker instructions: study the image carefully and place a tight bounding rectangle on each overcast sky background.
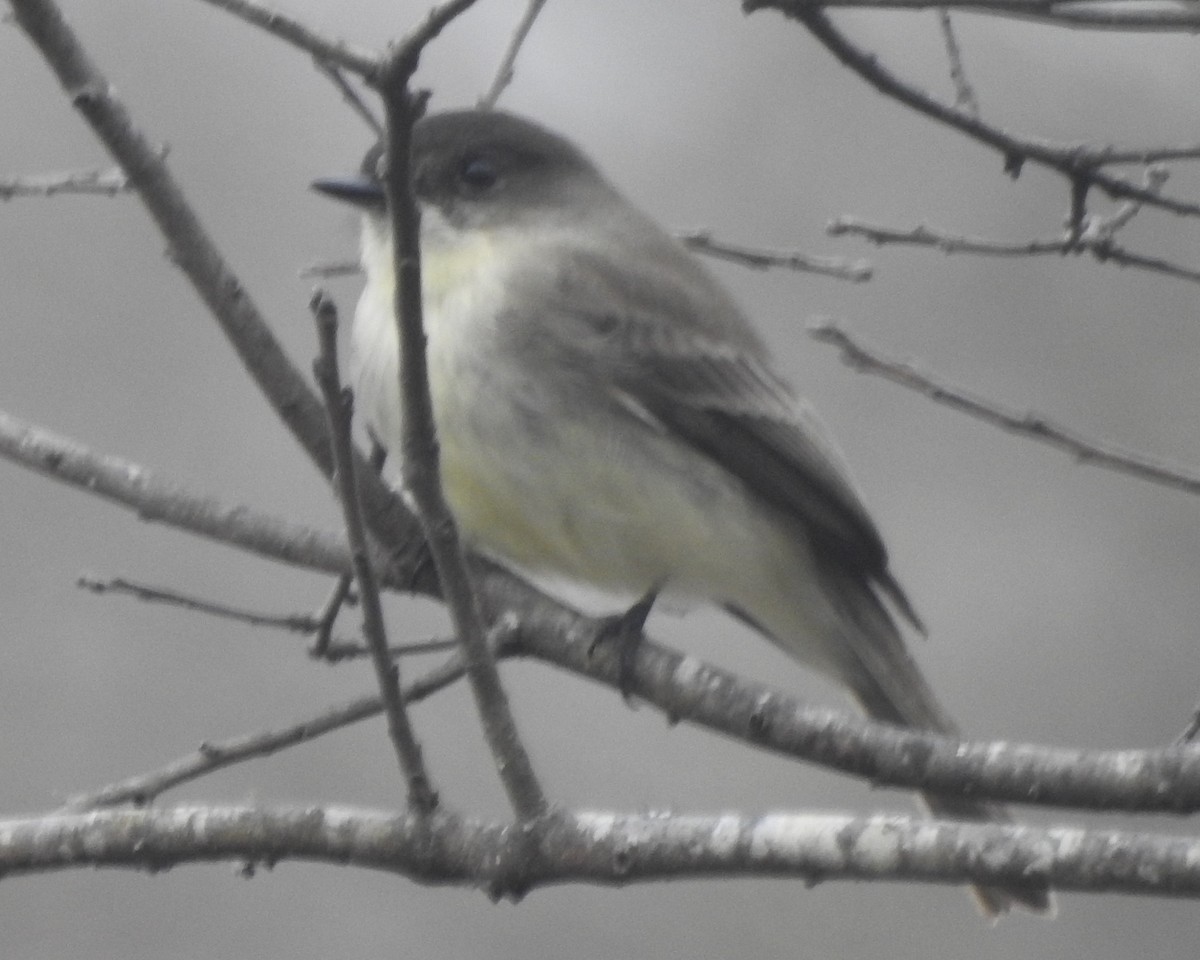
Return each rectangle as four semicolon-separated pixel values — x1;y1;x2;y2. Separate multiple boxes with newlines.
2;2;1199;958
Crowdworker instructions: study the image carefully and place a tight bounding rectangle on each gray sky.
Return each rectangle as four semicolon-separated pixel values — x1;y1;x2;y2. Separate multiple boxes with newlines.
1;2;1198;957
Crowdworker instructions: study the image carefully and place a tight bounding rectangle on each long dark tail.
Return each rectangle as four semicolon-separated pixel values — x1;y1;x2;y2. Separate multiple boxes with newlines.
850;669;1054;917
831;573;1054;917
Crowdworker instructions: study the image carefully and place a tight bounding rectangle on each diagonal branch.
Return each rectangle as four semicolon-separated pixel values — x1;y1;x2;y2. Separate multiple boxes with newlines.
60;653;470;811
311;291;438;812
746;2;1200;218
9;0;438;600
9;407;1200;814
193;0;378;76
810;321;1200;497
375;4;549;823
478;0;551;109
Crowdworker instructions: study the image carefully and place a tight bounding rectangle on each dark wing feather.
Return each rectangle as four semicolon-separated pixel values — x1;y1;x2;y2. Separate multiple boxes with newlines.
581;310;923;630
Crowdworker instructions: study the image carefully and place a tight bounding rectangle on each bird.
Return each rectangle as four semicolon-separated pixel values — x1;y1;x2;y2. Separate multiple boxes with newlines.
313;108;1051;916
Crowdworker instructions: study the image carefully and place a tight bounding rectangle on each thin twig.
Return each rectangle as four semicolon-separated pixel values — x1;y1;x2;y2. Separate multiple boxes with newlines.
936;9;978;117
300;257;362;278
830;217;1071;255
679;230;873;281
308;573;354;658
1084;143;1200;166
313;58;383;137
59;651;472;811
377;6;549;822
193;0;378;76
1176;705;1200;746
311;291;438;814
78;573;339;635
75;572;454;661
810;320;1200;496
477;0;550;109
0;165;132;198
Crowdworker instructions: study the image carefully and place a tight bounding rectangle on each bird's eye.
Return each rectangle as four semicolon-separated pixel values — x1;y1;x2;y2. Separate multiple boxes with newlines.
457;155;499;192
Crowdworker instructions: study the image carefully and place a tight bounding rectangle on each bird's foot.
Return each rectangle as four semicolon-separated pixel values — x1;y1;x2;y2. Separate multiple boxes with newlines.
588;589;658;705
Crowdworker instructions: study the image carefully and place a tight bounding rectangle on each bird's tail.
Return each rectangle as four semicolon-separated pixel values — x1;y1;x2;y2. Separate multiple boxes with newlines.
828;572;1054;918
849;666;1054;918
735;561;1053;918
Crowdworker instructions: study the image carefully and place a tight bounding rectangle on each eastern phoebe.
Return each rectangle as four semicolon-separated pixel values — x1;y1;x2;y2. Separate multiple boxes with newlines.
314;109;1050;916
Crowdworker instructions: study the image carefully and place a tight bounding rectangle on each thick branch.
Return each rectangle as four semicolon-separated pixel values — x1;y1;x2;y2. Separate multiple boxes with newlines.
0;409;374;577
4;805;1200;898
10;409;1200;814
10;0;437;598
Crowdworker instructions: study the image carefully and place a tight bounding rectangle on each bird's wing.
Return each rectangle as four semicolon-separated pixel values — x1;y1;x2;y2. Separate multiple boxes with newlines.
504;233;920;627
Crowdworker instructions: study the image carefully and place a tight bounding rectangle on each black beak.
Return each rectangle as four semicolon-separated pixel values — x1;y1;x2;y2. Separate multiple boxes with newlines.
311;174;385;208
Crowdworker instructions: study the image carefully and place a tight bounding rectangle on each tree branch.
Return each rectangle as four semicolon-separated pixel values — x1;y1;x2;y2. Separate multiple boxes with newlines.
9;407;1200;814
311;291;438;812
375;6;549;822
679;230;873;281
10;0;439;599
745;2;1200;218
751;0;1200;32
0;408;375;578
0;165;133;198
5;804;1200;898
478;0;550;109
60;652;470;811
809;322;1200;498
193;0;378;76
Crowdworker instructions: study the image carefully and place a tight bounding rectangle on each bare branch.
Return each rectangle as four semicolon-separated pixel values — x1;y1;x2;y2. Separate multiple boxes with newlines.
7;805;1200;897
75;573;455;661
313;59;382;137
300;257;362;278
809;321;1200;496
478;0;550;109
746;2;1200;218
193;0;378;76
0;408;376;578
311;291;438;814
60;652;469;811
829;172;1200;288
10;0;438;599
758;0;1200;32
377;8;549;822
0;165;132;198
307;573;355;658
679;230;873;281
78;573;341;636
11;404;1200;814
936;10;978;117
